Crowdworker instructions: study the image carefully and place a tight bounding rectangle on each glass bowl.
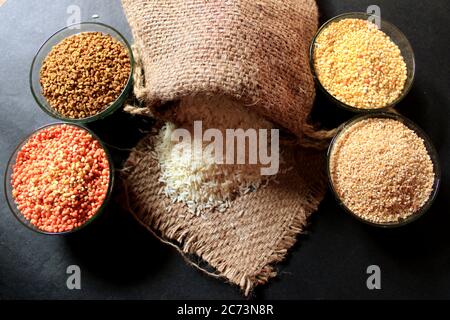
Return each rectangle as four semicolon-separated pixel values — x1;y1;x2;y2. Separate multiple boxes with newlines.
327;113;441;228
4;123;115;235
30;22;134;123
309;12;415;112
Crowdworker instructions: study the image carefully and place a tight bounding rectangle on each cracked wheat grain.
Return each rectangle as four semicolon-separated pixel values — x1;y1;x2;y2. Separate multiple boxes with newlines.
329;118;435;223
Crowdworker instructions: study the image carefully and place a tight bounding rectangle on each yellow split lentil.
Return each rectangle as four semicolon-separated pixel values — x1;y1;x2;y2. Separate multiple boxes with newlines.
329;118;435;223
313;18;407;109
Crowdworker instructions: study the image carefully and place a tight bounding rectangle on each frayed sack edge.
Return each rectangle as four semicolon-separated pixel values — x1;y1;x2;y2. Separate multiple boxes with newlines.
118;148;327;297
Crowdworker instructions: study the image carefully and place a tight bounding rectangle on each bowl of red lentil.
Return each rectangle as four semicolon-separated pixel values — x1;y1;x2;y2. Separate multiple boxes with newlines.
30;22;134;123
309;12;415;112
4;123;114;234
327;113;440;227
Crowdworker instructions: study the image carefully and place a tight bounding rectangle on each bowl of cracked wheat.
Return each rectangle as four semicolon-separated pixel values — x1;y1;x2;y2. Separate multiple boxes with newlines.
327;113;441;227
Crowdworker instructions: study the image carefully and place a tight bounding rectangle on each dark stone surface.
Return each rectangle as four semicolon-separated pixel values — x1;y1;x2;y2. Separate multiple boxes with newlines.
0;0;448;299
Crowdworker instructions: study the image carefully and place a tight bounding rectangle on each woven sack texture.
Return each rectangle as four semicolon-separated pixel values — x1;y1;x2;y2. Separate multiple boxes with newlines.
121;0;318;138
120;0;325;294
122;131;326;295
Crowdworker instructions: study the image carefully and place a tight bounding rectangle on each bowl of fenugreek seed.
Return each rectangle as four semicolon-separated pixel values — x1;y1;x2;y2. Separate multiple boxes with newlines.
30;22;134;122
310;13;415;112
327;113;441;227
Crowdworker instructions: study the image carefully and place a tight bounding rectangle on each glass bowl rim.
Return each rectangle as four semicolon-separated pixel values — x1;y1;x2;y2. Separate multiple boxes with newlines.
3;122;115;235
29;21;135;123
309;12;416;113
326;112;441;228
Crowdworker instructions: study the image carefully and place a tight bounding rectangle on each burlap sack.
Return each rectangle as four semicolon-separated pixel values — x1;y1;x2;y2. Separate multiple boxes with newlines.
120;0;327;295
121;0;318;139
122;132;326;295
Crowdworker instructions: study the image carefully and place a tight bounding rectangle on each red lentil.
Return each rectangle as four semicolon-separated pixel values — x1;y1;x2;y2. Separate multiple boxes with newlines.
11;125;110;233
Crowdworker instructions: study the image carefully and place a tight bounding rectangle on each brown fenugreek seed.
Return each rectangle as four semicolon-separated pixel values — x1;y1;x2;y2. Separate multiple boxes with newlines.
313;18;407;109
329;118;435;223
39;32;131;119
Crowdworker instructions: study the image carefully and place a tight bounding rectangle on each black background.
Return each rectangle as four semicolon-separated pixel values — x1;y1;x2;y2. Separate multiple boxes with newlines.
0;0;448;299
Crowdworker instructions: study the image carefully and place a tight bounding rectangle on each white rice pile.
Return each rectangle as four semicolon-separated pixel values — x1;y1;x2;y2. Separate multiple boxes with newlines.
153;95;283;215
